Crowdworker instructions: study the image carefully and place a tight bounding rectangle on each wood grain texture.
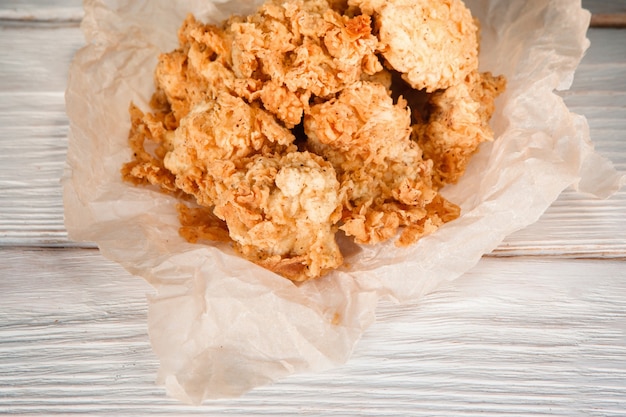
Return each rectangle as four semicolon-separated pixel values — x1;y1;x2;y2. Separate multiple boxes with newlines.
1;248;625;415
0;0;82;22
0;23;83;246
591;14;626;28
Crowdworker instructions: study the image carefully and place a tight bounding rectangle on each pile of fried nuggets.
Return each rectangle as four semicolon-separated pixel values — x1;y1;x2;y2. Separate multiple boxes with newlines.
122;0;506;282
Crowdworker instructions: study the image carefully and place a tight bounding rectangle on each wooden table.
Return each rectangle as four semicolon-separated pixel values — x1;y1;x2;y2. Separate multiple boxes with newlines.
1;1;625;415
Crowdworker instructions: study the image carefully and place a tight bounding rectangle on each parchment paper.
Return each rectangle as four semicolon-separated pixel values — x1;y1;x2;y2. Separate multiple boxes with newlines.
63;0;625;404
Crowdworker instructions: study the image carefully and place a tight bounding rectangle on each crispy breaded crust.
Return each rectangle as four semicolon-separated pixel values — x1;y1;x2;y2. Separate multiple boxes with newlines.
163;92;297;207
415;71;507;187
305;81;459;245
352;0;479;92
122;0;505;280
212;152;344;281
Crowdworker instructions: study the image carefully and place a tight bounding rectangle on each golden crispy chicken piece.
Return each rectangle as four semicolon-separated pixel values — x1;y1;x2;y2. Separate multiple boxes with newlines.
163;92;297;207
227;0;381;126
350;0;479;92
154;15;236;125
304;81;459;246
415;71;507;187
212;151;343;281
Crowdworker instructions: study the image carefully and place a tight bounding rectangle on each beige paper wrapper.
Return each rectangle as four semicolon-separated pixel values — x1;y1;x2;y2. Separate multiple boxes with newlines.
63;0;625;404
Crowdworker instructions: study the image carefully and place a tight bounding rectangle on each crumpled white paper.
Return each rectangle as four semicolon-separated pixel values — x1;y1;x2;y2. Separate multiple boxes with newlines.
63;0;625;404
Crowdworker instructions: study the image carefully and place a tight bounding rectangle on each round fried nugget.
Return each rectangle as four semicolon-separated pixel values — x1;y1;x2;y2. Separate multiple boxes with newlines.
163;92;296;207
353;0;479;92
304;81;458;246
212;151;344;281
415;71;506;187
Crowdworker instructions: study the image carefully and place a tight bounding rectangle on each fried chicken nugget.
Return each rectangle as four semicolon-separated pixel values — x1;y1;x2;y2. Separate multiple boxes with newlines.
212;151;344;281
415;71;506;187
154;15;236;125
228;0;381;126
304;81;459;246
121;14;240;199
163;92;297;207
351;0;479;92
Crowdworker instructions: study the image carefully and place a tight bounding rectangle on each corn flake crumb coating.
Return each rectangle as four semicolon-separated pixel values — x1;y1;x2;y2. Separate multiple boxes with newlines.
163;92;297;207
350;0;479;92
305;81;459;246
415;71;507;187
121;0;505;281
211;151;343;281
229;0;381;127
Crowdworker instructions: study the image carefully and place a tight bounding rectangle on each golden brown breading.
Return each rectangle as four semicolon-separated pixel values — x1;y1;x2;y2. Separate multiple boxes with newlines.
163;92;297;207
177;203;231;244
121;103;179;193
415;71;506;187
211;151;343;281
228;0;381;126
351;0;479;92
121;0;505;281
255;80;311;128
304;81;459;245
154;15;235;125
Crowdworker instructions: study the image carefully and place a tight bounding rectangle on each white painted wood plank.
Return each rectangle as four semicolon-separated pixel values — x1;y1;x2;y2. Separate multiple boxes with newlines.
0;23;84;246
495;191;626;257
0;0;82;22
0;23;624;256
1;248;625;415
0;23;83;93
